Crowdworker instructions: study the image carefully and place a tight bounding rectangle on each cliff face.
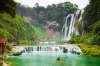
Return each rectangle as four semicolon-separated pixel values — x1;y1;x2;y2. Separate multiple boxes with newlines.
17;4;60;37
23;16;34;23
22;16;60;38
16;2;78;39
45;21;60;38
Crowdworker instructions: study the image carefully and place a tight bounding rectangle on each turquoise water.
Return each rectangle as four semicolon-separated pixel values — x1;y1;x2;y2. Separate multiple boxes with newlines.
6;52;100;66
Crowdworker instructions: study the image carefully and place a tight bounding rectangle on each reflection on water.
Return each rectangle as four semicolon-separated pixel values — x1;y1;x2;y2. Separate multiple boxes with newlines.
6;52;100;66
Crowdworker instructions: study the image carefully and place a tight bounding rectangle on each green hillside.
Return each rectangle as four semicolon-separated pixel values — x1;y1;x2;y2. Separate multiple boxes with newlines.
0;13;47;42
32;26;48;38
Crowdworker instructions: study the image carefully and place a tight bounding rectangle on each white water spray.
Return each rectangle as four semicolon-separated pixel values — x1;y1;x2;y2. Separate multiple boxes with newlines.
62;9;84;40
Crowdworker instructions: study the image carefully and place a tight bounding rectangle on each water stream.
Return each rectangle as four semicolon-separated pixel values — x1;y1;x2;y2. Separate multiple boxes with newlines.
6;45;100;66
6;52;100;66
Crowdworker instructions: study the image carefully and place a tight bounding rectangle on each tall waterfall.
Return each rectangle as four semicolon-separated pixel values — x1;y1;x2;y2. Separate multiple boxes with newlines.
62;9;84;40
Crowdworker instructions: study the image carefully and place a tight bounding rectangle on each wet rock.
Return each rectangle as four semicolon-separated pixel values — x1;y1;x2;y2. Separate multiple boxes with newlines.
57;56;60;61
76;52;82;55
13;52;22;56
63;48;68;53
71;50;76;54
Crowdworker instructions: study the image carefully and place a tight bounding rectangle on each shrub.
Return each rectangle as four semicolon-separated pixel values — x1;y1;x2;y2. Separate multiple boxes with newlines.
6;44;13;51
79;44;100;57
91;34;100;45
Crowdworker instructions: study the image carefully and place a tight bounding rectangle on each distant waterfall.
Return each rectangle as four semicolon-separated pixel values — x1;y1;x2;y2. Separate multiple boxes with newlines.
62;9;84;40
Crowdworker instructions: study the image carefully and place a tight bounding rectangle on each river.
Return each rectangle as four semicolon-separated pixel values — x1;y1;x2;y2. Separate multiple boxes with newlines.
6;52;100;66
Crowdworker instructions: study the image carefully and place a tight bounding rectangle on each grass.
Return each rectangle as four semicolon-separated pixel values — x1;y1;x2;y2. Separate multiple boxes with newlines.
33;26;48;38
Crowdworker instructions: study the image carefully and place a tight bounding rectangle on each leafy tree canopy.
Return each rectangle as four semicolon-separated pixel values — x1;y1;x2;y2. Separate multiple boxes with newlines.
0;0;17;17
83;0;100;32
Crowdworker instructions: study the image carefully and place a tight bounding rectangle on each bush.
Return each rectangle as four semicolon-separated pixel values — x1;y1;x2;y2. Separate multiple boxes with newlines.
91;34;100;45
0;62;2;66
6;44;13;51
84;38;92;44
68;33;82;43
68;32;100;45
78;44;100;57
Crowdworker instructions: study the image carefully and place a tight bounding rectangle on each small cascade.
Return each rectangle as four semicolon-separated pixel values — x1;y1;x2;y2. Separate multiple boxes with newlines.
67;49;71;53
62;9;84;40
15;45;83;55
24;46;61;52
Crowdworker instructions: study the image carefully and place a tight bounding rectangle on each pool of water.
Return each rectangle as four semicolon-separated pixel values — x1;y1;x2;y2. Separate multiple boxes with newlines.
6;52;100;66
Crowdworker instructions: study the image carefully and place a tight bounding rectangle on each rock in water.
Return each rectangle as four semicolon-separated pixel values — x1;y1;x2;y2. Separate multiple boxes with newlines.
63;48;68;53
57;56;60;61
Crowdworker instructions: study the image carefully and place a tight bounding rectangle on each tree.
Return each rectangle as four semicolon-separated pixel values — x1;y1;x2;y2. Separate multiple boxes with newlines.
35;3;39;7
0;0;17;17
92;21;100;34
0;13;35;42
83;0;100;32
82;0;100;44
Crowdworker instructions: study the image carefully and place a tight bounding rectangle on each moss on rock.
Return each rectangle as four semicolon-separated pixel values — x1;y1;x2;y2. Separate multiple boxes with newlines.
13;52;22;56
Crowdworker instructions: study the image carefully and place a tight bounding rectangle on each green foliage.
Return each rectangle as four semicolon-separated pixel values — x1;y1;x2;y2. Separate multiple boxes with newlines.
82;21;100;45
32;26;48;38
69;32;100;45
92;21;100;34
68;33;81;44
0;0;17;17
83;0;100;32
78;44;100;57
0;63;2;66
90;34;100;44
0;13;35;42
6;44;13;51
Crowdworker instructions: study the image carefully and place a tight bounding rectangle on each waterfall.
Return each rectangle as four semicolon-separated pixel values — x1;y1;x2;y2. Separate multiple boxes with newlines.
24;46;61;52
62;9;84;40
79;9;84;21
61;14;71;40
13;45;82;55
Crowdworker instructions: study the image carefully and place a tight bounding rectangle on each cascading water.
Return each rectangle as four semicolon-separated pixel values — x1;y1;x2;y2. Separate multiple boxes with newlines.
23;46;62;52
13;45;83;55
62;9;84;40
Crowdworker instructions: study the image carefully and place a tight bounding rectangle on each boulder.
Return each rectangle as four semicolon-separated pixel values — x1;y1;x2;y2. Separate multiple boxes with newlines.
63;48;68;53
